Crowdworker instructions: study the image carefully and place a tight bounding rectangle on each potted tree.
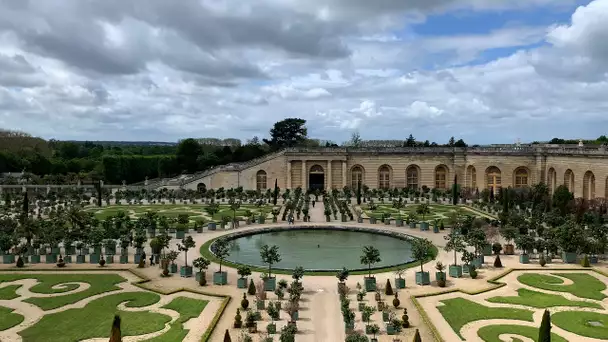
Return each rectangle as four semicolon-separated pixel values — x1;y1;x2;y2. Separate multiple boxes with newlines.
416;204;431;230
336;267;349;292
324;208;332;222
212;238;230;285
0;234;16;264
557;220;585;264
360;245;381;291
266;301;280;334
500;225;518;255
461;251;476;274
444;228;465;278
178;236;195;277
343;308;355;332
237;265;252;289
119;238;130;264
205;202;220;230
292;266;305;283
368;324;380;342
435;261;446;286
412;238;433;285
260;244;281;291
393;267;406;289
515;234;535;264
362;305;376;334
192;257;210;285
433;219;440;233
393;199;404;227
166;250;179;273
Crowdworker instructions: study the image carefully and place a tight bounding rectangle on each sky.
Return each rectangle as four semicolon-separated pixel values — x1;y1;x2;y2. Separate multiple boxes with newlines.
0;0;607;144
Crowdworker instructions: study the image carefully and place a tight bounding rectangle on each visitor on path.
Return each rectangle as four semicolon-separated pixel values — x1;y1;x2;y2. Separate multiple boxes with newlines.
312;200;315;208
141;251;146;266
149;255;155;266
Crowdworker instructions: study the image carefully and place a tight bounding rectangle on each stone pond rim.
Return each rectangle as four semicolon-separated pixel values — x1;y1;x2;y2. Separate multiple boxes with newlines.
199;225;438;275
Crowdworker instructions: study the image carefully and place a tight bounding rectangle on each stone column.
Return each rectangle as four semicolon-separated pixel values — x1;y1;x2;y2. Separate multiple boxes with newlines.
342;161;347;188
287;160;292;189
327;160;332;190
301;160;307;190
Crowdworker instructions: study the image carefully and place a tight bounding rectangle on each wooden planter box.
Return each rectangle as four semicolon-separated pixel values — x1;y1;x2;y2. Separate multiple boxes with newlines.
213;271;228;285
394;278;405;289
504;244;515;255
170;264;178;273
237;277;248;288
562;252;577;264
180;266;193;277
263;277;276;291
364;277;376;291
120;255;129;264
449;265;463;278
519;254;530;264
2;254;15;264
415;271;430;285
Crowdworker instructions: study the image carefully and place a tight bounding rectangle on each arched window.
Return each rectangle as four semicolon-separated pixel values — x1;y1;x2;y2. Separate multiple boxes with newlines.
351;166;364;189
467;165;477;190
378;165;391;190
406;165;419;190
435;165;448;190
547;168;557;194
310;165;324;173
564;169;574;192
486;166;501;194
514;167;529;188
256;170;267;191
583;171;595;200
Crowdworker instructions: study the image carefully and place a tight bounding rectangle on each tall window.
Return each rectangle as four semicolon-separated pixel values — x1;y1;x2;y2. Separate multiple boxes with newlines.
583;171;595;200
467;165;477;189
378;165;391;190
486;166;501;194
256;170;267;190
514;168;529;188
547;168;556;194
564;169;574;192
435;165;448;189
406;166;419;190
351;166;364;189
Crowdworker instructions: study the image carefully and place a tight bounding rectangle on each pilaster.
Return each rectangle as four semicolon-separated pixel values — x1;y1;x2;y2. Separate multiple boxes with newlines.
301;160;307;190
342;161;347;188
287;161;292;189
327;160;332;190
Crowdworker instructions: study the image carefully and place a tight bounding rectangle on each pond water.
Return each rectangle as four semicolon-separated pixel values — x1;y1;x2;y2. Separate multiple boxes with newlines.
221;228;415;271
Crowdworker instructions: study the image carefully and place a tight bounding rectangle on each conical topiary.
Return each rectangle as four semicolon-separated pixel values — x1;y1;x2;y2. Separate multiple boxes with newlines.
223;329;232;342
247;278;256;296
494;254;502;268
109;315;121;342
385;279;394;296
413;328;422;342
16;256;24;268
538;309;551;342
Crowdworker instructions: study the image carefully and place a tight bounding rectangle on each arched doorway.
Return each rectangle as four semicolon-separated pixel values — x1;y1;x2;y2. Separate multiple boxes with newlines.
197;183;206;192
309;165;325;190
583;171;595;200
486;166;501;195
547;168;556;194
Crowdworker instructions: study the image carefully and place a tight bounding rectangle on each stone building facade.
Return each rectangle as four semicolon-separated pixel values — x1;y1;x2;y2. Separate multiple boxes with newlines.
179;145;608;199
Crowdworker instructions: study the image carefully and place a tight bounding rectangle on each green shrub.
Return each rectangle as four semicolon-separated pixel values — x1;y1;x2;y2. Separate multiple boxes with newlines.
470;268;478;279
581;255;590;267
385;279;393;296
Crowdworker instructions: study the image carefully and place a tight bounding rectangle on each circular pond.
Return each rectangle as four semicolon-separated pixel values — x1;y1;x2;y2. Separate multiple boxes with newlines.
215;227;416;271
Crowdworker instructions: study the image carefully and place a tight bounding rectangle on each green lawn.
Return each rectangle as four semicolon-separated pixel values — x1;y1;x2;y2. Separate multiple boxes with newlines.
517;273;607;300
437;297;534;338
487;288;603;309
86;204;280;222
362;203;482;222
19;292;170;342
0;306;24;331
0;284;21;300
147;297;208;342
0;273;126;310
477;324;568;342
552;311;608;339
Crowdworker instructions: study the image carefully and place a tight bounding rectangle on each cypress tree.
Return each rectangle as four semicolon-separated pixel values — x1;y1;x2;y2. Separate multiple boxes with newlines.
413;328;422;342
109;315;121;342
273;179;278;206
451;175;458;205
502;187;509;214
223;329;232;342
356;180;362;205
538;309;551;342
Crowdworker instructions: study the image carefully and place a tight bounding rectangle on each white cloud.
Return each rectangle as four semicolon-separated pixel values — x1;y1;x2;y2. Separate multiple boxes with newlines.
0;0;606;143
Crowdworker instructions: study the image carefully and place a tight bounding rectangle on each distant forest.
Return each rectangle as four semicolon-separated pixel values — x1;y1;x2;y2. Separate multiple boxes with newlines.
1;123;605;185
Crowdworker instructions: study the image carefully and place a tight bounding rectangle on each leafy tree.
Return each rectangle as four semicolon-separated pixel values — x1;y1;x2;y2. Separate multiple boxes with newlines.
260;244;281;278
176;138;202;173
263;118;308;149
538;309;551;342
213;238;231;273
444;229;466;266
552;185;574;215
292;266;305;282
360;245;381;278
412;238;434;273
336;267;349;283
192;257;210;285
177;236;196;267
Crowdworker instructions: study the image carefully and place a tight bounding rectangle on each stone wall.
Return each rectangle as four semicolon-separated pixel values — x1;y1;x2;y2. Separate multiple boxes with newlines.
176;146;608;199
